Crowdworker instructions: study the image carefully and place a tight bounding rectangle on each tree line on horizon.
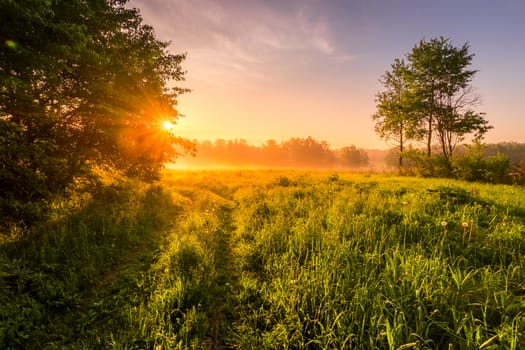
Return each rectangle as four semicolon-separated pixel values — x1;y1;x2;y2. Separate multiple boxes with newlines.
179;137;525;178
179;137;370;168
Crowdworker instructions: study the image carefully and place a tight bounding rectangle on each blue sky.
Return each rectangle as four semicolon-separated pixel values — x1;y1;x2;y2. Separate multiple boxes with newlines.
130;0;525;149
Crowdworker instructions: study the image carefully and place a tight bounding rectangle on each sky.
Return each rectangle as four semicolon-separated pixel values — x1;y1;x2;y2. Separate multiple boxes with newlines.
129;0;525;149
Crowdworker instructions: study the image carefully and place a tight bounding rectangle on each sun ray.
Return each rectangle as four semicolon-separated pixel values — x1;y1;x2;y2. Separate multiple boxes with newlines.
163;121;174;130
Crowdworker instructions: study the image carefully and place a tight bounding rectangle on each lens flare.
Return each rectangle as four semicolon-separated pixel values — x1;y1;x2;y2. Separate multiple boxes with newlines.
163;121;174;130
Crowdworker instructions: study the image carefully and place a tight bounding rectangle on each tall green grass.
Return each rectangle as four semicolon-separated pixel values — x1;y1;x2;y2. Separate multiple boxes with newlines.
228;173;525;349
0;180;181;348
1;170;524;349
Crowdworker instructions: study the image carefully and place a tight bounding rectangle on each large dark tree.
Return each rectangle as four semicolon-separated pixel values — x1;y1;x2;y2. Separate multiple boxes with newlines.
373;37;491;167
0;0;193;223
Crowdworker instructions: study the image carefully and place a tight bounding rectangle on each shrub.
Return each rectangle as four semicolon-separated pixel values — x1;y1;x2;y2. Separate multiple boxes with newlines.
483;154;511;183
452;152;484;182
403;150;452;178
453;153;511;183
510;161;525;185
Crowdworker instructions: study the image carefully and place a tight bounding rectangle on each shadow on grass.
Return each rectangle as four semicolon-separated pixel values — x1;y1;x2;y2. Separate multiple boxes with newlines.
0;180;181;349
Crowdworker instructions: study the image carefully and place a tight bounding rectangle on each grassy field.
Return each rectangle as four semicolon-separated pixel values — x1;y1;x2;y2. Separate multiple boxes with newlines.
1;170;525;349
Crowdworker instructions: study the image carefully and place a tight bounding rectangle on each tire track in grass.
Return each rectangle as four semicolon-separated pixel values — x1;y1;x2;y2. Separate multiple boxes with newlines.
38;183;180;348
204;204;239;349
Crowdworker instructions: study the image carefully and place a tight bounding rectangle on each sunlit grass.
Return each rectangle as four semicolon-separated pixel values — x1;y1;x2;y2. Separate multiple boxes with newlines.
1;169;524;349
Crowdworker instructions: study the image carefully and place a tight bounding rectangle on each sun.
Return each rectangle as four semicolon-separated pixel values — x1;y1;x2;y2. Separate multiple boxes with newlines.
163;121;174;130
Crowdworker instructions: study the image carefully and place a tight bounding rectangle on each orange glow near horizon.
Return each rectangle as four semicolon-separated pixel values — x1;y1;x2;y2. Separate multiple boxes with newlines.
131;0;525;151
175;85;383;149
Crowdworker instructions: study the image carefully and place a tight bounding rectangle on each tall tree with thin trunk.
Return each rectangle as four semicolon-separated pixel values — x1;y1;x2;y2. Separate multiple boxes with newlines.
406;37;491;161
373;59;421;168
373;37;491;168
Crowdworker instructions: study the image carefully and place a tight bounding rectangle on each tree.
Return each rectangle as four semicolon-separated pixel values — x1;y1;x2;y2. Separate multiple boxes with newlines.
373;37;491;169
0;0;193;223
281;137;335;167
373;59;421;168
339;145;369;167
407;37;491;161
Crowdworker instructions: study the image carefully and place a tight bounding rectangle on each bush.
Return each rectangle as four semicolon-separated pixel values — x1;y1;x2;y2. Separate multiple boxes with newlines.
399;145;512;184
452;153;484;182
510;161;525;185
403;150;452;178
453;153;511;183
483;154;511;183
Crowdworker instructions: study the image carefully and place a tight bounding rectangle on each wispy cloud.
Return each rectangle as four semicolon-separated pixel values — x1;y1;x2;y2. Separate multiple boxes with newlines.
130;0;351;87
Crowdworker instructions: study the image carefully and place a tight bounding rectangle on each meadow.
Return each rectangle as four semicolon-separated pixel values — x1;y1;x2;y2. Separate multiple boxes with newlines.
1;170;525;349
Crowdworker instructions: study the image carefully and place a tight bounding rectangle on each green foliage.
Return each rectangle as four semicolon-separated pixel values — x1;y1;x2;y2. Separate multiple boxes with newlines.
452;144;511;183
339;145;369;167
402;150;451;177
482;155;512;183
0;179;180;349
0;0;194;224
510;161;525;185
458;153;511;183
0;118;67;224
226;172;525;348
400;143;513;184
374;37;492;164
373;59;422;167
2;170;525;348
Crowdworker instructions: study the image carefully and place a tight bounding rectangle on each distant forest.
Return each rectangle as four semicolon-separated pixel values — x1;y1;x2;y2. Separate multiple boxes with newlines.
177;139;525;170
177;137;370;168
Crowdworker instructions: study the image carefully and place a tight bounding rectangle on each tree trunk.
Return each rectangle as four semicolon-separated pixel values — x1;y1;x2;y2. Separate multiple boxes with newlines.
427;115;432;156
399;126;404;169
